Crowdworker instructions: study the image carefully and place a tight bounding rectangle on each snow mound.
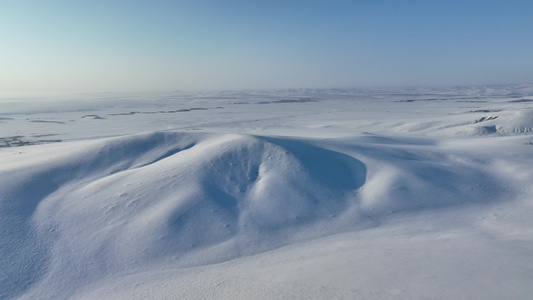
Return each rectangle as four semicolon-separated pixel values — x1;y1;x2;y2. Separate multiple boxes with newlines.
396;109;533;137
450;109;533;136
493;109;533;134
2;132;367;298
0;132;509;299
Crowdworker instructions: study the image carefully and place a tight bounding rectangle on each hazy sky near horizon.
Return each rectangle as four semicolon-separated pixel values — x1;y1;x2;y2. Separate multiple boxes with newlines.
2;0;533;93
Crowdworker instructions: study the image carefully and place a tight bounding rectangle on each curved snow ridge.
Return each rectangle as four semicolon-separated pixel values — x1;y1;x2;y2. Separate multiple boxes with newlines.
396;109;533;137
5;132;367;298
1;131;511;299
40;132;367;253
0;132;204;299
493;109;533;135
451;109;533;136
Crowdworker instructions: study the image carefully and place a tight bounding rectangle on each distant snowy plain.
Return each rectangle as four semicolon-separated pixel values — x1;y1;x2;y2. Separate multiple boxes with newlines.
1;85;533;299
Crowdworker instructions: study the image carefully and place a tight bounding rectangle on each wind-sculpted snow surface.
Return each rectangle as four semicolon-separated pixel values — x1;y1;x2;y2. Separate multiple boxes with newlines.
1;133;365;298
1;85;533;299
1;131;520;299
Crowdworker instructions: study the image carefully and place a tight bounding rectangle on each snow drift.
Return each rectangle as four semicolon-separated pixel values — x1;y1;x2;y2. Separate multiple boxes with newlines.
1;85;533;299
1;130;513;299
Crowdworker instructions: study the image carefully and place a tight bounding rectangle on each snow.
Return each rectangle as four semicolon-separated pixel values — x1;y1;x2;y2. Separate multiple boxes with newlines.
1;84;533;299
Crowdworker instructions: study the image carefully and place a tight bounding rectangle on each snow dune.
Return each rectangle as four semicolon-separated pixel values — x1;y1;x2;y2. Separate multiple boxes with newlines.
395;108;533;136
1;85;533;299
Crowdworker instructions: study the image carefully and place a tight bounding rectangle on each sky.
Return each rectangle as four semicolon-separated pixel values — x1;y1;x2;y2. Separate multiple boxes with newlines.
1;0;533;93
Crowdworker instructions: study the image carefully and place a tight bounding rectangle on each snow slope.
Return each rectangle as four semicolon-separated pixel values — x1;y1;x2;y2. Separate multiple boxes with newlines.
1;84;533;299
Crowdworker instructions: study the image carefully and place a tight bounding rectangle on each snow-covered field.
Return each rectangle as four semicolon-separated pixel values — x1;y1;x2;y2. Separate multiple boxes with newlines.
1;84;533;299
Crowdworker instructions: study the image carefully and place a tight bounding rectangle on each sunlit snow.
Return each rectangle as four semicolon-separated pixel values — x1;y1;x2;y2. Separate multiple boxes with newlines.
1;85;533;299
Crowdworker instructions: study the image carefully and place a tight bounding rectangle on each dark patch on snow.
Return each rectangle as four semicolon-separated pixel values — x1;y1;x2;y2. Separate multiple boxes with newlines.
273;98;314;103
468;109;501;113
27;119;65;124
81;115;105;119
474;116;499;123
0;136;62;147
109;107;210;116
509;98;533;103
258;98;316;104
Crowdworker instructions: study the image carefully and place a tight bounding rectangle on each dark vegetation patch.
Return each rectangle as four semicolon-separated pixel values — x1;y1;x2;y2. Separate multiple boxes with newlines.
509;99;533;103
258;98;316;104
273;98;314;103
109;107;210;116
0;136;62;148
32;134;60;138
27;119;65;124
395;96;491;103
81;115;105;119
468;109;501;113
474;116;499;123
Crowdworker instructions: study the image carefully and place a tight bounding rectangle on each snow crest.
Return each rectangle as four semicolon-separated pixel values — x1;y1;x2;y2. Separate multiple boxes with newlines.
1;130;515;299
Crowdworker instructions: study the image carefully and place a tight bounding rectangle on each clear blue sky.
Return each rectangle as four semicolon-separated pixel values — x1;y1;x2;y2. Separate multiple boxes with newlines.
2;0;533;92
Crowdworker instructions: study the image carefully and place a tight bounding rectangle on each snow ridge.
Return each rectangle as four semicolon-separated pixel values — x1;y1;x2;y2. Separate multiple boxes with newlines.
1;130;517;299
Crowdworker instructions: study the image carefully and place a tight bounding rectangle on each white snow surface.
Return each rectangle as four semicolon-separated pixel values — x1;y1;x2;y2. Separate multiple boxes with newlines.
1;85;533;299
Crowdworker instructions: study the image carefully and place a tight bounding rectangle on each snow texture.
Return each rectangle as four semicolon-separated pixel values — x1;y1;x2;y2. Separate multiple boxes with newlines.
1;84;533;299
